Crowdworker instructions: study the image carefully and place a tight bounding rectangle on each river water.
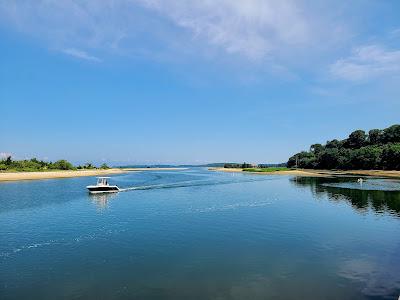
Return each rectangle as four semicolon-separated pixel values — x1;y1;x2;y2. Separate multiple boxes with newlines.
0;168;399;299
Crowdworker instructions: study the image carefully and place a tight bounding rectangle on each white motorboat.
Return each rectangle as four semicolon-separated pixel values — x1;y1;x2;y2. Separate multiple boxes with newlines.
86;177;120;194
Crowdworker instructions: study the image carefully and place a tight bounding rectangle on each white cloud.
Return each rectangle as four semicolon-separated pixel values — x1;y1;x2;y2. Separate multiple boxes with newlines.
137;0;311;60
61;48;101;62
330;45;400;81
0;0;342;63
0;1;136;57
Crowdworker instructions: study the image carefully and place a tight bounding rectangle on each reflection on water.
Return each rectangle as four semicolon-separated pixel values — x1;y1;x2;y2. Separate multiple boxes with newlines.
323;178;400;191
291;177;400;216
89;193;117;210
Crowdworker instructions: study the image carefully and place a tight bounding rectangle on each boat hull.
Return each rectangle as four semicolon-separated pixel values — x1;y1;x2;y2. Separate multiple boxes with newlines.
86;185;120;194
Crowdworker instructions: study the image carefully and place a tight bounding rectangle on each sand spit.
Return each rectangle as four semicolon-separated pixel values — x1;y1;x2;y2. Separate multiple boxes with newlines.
0;169;127;182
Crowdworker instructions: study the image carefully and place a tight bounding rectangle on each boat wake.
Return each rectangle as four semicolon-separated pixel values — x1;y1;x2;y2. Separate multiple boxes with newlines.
119;177;275;192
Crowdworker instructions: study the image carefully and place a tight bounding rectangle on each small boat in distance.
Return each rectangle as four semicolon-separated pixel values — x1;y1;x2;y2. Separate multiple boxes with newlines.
86;177;120;194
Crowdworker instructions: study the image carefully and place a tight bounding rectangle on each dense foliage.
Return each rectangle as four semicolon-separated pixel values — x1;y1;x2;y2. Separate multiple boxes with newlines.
0;157;110;172
224;162;254;168
224;162;287;169
287;124;400;170
258;163;287;168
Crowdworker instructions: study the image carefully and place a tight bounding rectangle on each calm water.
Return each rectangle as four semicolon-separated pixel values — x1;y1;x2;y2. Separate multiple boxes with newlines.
1;169;399;299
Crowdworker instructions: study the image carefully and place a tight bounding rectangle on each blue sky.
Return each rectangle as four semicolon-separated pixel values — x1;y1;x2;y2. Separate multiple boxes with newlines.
1;1;400;165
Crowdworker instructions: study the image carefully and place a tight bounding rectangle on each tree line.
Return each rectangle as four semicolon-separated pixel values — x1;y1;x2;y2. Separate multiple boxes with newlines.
287;124;400;170
0;156;110;172
224;163;255;168
223;163;287;169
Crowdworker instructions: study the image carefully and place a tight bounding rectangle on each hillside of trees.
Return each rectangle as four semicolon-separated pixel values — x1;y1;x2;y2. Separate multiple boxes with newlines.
0;156;110;172
287;124;400;170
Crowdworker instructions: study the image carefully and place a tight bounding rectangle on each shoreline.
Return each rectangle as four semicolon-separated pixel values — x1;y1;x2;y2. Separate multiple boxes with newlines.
208;167;324;177
2;167;399;182
0;167;188;182
208;167;400;178
311;169;400;178
0;169;128;182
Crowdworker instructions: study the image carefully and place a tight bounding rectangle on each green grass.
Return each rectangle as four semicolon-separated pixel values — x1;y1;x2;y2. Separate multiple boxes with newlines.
243;167;291;172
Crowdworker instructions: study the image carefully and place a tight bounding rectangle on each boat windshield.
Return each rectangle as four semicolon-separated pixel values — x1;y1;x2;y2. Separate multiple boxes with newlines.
97;178;109;186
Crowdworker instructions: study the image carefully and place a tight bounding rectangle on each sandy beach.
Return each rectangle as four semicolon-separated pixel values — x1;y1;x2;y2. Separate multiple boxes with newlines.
0;169;127;182
209;167;400;178
0;167;189;182
208;167;323;177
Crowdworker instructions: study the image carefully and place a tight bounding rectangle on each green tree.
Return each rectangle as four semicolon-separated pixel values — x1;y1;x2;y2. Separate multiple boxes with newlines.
84;162;95;169
310;143;324;154
326;139;341;149
368;129;383;145
287;151;317;168
349;146;382;169
345;130;367;149
51;160;75;170
317;148;340;169
5;156;12;165
382;125;400;143
337;148;352;169
224;163;241;168
381;144;400;170
287;124;400;170
241;162;252;168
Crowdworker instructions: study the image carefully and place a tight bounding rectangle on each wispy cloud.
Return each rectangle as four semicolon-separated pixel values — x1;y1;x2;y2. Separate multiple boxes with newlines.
0;0;344;64
137;0;311;60
61;48;101;62
3;0;396;87
330;45;400;81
